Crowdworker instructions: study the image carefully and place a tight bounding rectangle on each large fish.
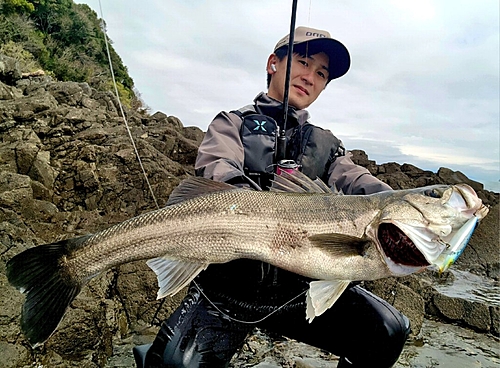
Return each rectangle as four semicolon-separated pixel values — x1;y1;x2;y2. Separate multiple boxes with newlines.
6;171;488;346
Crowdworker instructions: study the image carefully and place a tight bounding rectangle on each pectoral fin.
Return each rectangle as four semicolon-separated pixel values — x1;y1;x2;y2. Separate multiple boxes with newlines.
146;257;208;299
306;280;351;322
308;233;369;256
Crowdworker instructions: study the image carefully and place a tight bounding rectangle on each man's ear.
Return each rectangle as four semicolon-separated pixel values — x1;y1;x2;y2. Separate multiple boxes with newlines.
266;54;278;74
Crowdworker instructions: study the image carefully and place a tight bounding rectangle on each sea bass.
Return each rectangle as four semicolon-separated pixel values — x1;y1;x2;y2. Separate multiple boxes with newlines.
6;171;488;346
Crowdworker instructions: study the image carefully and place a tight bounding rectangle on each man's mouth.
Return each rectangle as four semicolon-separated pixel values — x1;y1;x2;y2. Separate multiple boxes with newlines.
293;85;309;96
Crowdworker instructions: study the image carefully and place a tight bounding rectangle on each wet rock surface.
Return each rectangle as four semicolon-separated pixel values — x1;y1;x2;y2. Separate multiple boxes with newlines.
0;55;498;367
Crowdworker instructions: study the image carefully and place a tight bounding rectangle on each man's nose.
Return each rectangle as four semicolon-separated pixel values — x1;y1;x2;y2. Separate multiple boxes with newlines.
301;72;314;85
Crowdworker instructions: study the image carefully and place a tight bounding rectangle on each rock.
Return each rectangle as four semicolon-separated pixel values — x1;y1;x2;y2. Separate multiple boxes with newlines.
47;81;90;106
438;167;484;192
491;306;500;336
0;93;59;125
455;204;499;278
349;149;377;175
115;261;186;328
364;278;425;335
0;54;22;84
228;328;340;368
394;319;500;368
0;172;33;211
0;80;23;100
0;342;30;368
430;292;492;332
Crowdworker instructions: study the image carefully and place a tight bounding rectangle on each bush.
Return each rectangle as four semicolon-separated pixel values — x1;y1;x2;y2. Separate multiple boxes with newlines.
0;40;40;71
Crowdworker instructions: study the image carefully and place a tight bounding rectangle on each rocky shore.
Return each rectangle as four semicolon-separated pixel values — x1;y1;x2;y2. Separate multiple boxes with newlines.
0;53;498;367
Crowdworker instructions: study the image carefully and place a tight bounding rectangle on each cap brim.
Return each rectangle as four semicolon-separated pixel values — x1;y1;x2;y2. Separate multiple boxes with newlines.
305;38;350;80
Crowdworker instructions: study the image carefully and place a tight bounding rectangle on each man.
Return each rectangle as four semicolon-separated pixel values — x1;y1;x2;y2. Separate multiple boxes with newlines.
134;26;411;368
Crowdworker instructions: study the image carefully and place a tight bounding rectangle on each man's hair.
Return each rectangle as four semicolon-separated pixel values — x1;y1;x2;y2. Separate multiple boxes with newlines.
267;42;333;88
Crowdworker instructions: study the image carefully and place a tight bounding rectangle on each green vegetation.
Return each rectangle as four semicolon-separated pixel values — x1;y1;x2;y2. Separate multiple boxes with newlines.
0;0;143;109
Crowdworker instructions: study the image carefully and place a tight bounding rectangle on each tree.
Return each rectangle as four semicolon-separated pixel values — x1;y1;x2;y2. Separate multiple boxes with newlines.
27;0;72;35
0;0;35;16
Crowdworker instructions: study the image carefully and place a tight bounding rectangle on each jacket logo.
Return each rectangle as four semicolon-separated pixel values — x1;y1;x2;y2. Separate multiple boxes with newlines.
253;120;267;132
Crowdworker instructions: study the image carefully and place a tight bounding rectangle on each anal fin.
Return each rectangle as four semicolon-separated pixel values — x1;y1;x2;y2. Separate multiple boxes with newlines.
146;257;208;299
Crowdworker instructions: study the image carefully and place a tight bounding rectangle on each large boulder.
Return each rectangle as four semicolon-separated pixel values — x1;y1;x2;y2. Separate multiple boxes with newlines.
0;54;22;84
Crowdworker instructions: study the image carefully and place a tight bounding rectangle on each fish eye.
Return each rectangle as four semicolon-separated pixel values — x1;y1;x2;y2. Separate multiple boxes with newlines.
424;188;442;198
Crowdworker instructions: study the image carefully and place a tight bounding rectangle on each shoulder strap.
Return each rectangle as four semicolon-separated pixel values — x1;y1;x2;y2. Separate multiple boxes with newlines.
230;104;257;119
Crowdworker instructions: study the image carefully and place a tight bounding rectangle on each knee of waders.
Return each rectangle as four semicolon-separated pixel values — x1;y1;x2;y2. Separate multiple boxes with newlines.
139;285;252;368
142;312;249;368
347;286;411;367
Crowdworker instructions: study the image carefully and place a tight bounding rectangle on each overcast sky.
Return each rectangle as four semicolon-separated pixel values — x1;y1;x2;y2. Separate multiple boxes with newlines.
76;0;499;192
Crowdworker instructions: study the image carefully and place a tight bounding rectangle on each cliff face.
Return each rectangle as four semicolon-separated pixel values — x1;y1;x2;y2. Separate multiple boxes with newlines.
0;54;498;367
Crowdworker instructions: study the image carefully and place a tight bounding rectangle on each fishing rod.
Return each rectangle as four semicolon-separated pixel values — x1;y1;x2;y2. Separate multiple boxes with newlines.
276;0;299;165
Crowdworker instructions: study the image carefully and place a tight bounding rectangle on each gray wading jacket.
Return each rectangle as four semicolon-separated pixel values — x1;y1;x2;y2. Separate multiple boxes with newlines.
195;92;391;195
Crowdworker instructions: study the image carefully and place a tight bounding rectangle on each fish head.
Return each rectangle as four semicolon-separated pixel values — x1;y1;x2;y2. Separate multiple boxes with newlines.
369;184;489;276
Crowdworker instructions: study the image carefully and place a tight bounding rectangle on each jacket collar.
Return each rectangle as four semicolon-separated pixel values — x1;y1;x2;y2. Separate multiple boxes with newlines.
253;92;310;129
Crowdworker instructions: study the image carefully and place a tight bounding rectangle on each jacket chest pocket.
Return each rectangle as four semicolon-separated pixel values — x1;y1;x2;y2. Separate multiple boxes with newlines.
240;114;278;175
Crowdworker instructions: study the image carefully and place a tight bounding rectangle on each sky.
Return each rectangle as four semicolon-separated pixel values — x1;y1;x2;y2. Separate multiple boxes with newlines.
76;0;499;192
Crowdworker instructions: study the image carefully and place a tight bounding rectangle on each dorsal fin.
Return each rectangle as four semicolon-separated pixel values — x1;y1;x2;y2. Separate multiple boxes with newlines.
270;170;333;194
167;177;237;206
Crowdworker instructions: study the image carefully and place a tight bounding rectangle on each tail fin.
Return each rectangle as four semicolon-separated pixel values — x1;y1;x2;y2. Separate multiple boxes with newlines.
6;235;91;347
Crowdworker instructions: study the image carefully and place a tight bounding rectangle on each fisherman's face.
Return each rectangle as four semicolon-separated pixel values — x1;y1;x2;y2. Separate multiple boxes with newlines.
267;51;329;110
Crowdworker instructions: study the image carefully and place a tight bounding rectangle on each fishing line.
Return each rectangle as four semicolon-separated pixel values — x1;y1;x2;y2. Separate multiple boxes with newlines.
307;0;313;57
193;280;308;324
97;0;159;210
308;0;312;24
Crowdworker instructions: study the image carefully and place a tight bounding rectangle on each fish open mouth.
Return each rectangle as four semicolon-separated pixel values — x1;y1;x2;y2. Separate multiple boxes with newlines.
378;223;430;267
